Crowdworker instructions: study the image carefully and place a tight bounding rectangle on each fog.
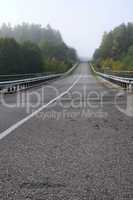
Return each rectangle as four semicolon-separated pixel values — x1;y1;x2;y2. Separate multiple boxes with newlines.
0;0;133;57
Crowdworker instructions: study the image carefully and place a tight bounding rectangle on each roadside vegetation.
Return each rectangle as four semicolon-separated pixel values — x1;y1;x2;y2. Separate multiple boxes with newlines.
93;23;133;72
0;23;77;75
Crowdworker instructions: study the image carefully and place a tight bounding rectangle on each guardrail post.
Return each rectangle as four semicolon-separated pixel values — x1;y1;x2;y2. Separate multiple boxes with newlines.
15;85;17;92
125;83;127;89
129;81;132;93
17;85;19;91
7;87;10;93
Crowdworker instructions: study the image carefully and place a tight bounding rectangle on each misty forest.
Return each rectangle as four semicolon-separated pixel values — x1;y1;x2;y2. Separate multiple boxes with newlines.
1;22;133;75
0;23;77;74
93;23;133;72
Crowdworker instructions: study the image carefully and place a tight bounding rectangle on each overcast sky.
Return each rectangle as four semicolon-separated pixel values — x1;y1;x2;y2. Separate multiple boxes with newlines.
0;0;133;57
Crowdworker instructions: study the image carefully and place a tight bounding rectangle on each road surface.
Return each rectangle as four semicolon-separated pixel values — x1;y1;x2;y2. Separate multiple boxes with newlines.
0;63;133;199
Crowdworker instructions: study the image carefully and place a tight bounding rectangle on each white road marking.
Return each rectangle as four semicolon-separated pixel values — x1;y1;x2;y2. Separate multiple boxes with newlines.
0;75;81;140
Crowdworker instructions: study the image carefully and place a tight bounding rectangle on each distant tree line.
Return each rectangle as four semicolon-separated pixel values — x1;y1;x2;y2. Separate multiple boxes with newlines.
0;23;63;45
93;23;133;71
0;23;77;74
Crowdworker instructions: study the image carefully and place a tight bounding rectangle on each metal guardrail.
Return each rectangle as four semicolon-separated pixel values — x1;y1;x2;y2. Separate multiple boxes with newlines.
63;63;78;76
90;63;133;91
0;72;52;81
0;74;62;94
94;69;133;78
0;63;78;94
106;71;133;78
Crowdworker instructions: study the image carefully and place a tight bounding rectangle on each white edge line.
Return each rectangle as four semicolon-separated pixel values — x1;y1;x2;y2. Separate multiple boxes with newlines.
0;75;81;141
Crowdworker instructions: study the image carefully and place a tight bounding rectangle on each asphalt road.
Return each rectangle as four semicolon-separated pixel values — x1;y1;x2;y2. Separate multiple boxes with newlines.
0;63;133;199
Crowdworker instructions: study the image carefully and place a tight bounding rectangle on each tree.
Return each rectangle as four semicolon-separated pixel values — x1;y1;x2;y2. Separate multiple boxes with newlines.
0;23;63;46
21;41;43;73
93;23;133;71
0;38;21;74
0;23;78;74
40;41;77;73
0;38;44;74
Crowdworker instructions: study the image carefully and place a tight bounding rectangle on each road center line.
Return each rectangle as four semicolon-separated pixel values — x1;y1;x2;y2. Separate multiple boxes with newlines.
0;75;81;141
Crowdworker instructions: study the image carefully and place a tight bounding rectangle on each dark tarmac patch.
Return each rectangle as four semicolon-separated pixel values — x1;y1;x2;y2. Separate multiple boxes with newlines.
20;180;66;190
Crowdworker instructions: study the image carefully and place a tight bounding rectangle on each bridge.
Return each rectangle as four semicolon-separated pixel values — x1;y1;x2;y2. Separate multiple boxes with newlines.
0;63;133;199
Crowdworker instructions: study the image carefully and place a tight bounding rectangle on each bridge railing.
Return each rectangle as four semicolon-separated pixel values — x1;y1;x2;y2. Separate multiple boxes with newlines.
0;74;62;94
0;72;53;82
90;63;133;92
0;63;78;94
